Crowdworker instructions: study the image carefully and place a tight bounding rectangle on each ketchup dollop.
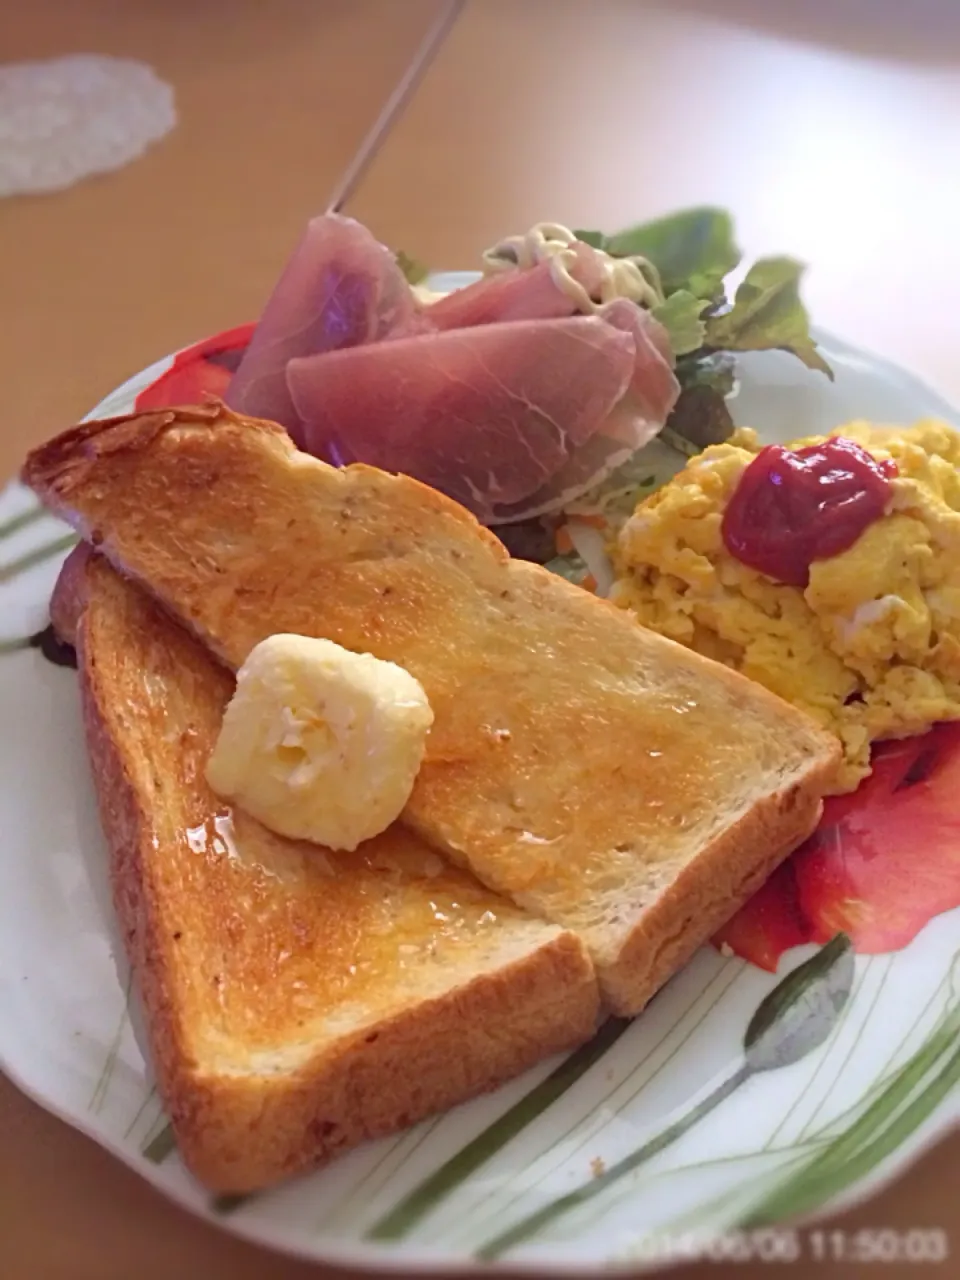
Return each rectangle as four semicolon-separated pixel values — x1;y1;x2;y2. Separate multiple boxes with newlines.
721;437;897;587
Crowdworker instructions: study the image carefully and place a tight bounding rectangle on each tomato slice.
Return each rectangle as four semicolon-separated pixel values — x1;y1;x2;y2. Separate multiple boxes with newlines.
135;324;255;411
716;724;960;968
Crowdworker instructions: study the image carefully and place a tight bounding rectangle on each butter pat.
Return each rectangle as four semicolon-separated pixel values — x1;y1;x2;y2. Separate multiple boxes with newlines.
206;634;433;851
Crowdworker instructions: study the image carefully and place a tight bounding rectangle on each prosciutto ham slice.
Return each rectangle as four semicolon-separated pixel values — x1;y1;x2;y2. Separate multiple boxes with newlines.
226;215;424;431
598;299;683;438
226;214;680;523
425;242;606;328
287;316;639;523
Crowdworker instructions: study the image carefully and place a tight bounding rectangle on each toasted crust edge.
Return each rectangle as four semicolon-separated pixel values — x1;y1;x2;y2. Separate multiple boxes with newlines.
23;401;512;565
175;930;596;1192
24;403;286;501
601;772;829;1015
61;551;599;1192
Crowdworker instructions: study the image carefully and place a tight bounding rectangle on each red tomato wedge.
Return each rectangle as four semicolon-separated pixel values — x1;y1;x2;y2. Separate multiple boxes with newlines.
134;325;255;411
716;724;960;969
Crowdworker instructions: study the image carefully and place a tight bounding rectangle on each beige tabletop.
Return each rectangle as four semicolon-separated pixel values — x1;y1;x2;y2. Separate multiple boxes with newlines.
2;2;959;1277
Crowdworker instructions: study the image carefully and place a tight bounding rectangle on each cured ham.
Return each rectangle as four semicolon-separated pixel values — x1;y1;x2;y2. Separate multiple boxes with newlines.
286;316;638;523
225;213;680;524
426;241;606;328
482;305;681;522
597;300;684;440
225;214;424;433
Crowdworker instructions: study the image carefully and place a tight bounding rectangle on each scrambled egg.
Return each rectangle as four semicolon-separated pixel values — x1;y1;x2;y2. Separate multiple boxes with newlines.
612;421;960;791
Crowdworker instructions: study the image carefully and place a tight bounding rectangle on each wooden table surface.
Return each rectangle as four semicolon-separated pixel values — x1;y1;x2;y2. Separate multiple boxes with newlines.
2;2;958;1276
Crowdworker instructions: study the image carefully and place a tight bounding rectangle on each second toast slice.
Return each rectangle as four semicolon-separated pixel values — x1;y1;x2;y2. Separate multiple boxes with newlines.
52;546;598;1192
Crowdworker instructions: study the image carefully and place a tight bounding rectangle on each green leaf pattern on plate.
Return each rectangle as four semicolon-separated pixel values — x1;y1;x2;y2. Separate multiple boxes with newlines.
474;936;854;1259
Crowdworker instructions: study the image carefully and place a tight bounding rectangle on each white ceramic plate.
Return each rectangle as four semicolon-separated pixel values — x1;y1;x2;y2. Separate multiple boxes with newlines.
2;281;959;1272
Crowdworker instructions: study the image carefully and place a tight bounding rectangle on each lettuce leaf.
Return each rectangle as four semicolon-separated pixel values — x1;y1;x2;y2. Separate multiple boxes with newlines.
665;387;733;451
662;351;739;452
564;436;688;527
678;348;738;396
543;550;591;585
574;216;830;381
395;249;428;285
704;257;833;378
651;290;710;356
603;207;741;300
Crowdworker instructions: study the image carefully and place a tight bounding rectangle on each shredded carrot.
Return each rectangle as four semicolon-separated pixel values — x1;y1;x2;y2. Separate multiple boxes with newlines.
583;574;598;592
569;513;607;530
555;525;574;555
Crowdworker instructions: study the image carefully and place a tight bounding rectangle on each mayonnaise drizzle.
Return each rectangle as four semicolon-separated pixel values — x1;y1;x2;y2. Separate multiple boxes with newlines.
481;222;663;312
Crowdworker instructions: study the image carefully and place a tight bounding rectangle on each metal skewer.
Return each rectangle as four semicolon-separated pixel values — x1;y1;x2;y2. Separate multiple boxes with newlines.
325;0;467;214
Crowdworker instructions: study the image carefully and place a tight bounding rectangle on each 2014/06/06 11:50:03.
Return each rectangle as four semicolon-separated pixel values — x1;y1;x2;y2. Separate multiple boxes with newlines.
634;1227;950;1264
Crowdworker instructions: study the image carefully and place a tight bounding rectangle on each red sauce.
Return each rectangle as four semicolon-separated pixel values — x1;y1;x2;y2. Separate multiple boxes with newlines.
721;437;897;586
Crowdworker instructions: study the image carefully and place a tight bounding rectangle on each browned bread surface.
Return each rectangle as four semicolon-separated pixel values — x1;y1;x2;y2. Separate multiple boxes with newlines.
28;405;840;1013
53;547;598;1192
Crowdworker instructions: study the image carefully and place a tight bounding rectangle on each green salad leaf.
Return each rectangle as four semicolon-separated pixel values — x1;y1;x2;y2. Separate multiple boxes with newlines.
651;290;710;357
543;550;591;585
678;348;738;396
704;256;834;378
664;386;733;452
581;212;831;451
663;350;738;451
604;206;741;300
395;249;428;285
572;228;605;250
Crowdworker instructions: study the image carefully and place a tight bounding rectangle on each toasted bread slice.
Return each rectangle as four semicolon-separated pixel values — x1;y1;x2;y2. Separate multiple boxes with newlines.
28;406;840;1014
51;545;598;1193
